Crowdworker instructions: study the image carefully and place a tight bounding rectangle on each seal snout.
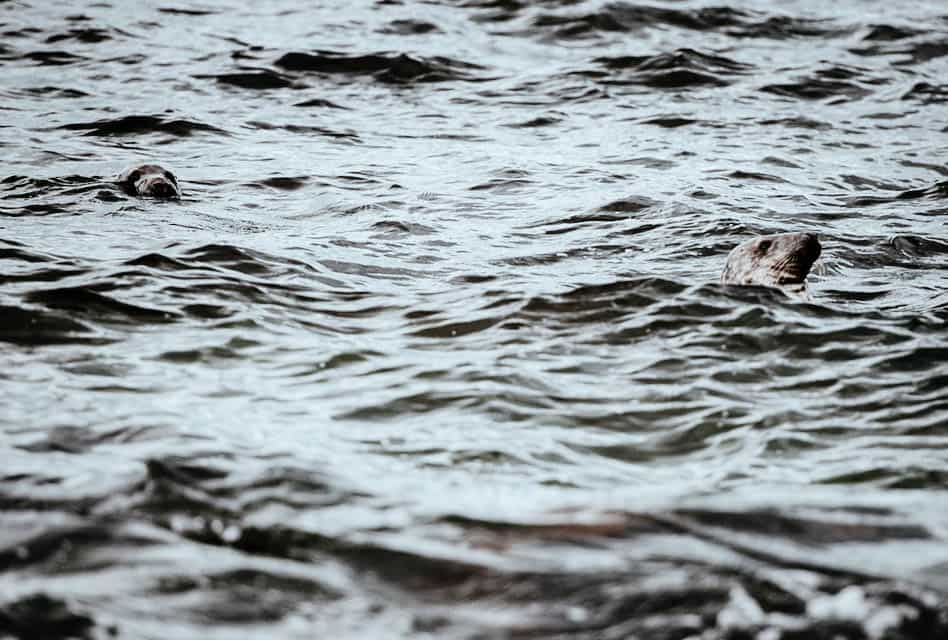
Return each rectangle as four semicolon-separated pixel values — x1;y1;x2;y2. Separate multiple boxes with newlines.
138;175;179;199
773;232;821;285
789;232;821;280
799;232;821;263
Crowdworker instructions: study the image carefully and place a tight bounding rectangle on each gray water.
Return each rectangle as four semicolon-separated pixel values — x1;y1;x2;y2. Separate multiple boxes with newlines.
2;1;948;638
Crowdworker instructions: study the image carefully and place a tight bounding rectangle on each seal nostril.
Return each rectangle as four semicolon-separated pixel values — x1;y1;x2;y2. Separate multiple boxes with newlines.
119;164;180;199
804;234;821;259
151;181;175;198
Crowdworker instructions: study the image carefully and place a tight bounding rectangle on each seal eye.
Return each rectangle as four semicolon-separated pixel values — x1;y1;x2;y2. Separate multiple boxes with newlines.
758;239;772;254
163;171;177;185
126;170;141;184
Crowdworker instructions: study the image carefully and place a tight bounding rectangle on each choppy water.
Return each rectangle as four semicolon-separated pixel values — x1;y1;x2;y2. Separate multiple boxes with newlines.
2;0;948;638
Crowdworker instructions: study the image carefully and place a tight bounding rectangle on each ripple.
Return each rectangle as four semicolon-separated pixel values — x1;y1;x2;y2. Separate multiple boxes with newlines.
592;49;747;88
902;81;948;103
204;70;299;90
25;286;178;323
761;66;881;101
0;594;96;639
526;4;850;41
19;49;88;65
275;50;486;84
3;1;948;637
59;114;228;137
45;27;115;43
0;304;99;345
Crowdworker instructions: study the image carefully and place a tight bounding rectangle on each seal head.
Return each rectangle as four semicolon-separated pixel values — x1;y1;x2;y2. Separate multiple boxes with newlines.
721;232;821;296
118;164;180;199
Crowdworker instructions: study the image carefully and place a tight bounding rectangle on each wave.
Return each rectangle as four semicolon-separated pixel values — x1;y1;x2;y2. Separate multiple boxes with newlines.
275;50;487;84
590;48;752;89
59;115;228;137
525;3;851;40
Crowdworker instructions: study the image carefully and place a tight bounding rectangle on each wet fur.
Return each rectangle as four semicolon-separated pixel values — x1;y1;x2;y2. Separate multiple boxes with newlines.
721;232;821;296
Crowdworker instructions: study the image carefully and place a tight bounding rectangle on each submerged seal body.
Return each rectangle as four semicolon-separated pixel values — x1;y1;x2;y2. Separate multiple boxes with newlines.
118;164;180;199
721;232;821;297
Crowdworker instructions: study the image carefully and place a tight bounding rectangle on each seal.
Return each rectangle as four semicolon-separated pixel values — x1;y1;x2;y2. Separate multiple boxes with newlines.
721;232;821;297
118;164;180;199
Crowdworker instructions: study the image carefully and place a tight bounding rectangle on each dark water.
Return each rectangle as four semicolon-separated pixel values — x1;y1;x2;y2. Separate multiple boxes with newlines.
2;0;948;637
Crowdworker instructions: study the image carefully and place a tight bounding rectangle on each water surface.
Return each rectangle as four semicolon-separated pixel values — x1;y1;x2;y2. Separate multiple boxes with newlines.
2;0;948;638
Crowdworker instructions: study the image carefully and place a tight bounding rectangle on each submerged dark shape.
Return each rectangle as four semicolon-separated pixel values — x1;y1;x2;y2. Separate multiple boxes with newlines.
721;232;821;296
118;164;180;199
